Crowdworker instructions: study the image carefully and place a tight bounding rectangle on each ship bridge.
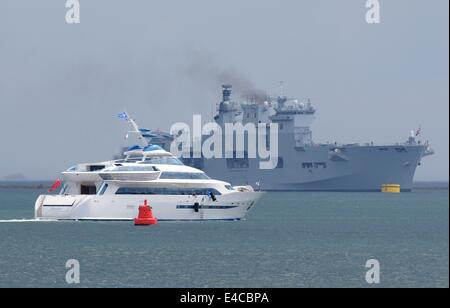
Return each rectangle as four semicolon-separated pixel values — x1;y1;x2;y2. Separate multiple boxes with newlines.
213;85;318;148
270;96;317;148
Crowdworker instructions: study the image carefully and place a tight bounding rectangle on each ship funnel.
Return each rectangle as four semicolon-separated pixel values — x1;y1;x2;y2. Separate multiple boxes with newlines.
222;85;232;102
277;95;288;109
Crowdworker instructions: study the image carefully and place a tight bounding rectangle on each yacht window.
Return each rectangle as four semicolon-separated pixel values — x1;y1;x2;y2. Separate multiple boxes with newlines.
80;185;97;195
115;187;221;196
125;155;144;162
110;166;157;172
98;183;109;195
225;185;234;191
141;156;184;165
159;172;210;180
89;165;106;172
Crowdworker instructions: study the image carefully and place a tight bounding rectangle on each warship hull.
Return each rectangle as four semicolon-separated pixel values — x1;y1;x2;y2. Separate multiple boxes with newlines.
200;144;428;192
133;85;433;192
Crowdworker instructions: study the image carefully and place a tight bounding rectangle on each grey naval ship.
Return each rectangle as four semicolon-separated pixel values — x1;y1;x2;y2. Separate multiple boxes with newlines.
129;85;434;192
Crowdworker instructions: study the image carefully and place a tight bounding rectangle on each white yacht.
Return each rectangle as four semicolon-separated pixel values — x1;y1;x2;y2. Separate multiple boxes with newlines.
35;144;264;221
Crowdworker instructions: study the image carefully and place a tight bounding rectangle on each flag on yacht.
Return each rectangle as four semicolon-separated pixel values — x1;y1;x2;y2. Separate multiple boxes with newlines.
117;112;129;120
48;179;62;193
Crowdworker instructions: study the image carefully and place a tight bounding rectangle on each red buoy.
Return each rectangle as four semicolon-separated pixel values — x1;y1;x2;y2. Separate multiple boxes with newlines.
134;200;158;226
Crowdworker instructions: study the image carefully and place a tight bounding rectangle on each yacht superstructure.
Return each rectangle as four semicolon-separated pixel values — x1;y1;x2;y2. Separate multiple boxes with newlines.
35;141;263;221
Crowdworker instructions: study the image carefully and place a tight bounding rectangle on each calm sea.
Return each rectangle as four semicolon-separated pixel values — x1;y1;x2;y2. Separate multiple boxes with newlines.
0;188;448;288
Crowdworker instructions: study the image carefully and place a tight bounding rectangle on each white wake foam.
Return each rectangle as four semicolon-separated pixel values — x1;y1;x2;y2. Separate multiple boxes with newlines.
0;219;56;223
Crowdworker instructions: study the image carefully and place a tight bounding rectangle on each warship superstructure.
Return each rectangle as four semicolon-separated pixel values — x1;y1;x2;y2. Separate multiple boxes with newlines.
127;85;434;192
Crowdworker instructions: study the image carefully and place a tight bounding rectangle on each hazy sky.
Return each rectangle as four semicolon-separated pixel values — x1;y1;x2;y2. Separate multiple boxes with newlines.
0;0;448;181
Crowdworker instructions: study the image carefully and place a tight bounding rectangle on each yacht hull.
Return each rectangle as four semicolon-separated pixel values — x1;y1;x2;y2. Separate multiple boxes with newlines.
35;192;264;221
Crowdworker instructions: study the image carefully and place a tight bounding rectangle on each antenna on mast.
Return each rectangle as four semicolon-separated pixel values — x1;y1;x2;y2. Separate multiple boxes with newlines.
279;81;284;98
277;81;287;109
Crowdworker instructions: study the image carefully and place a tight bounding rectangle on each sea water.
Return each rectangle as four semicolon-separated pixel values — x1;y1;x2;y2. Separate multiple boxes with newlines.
0;188;448;288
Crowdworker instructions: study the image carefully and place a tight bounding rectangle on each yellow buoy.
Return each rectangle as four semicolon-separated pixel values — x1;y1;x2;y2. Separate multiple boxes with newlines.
381;184;401;193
